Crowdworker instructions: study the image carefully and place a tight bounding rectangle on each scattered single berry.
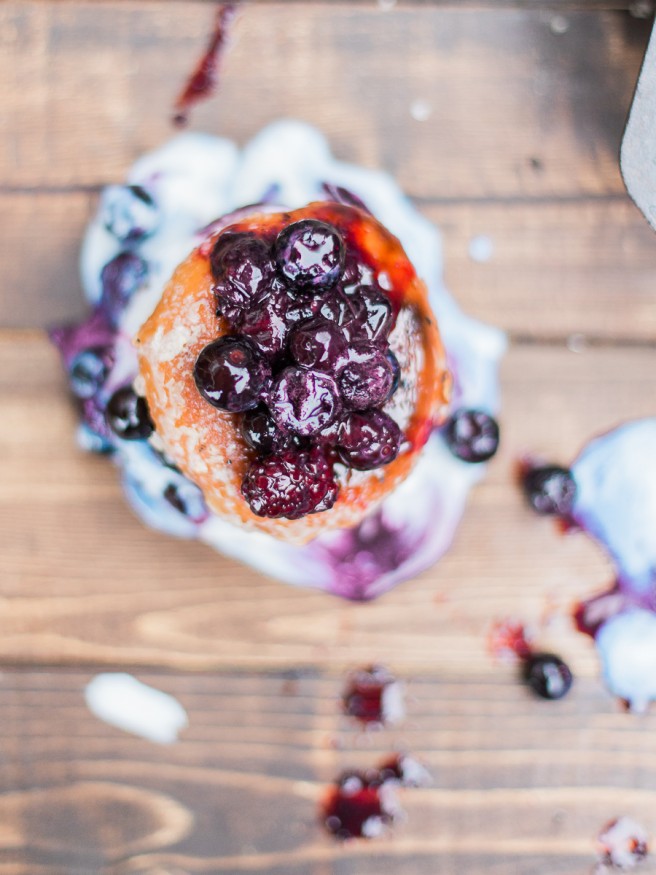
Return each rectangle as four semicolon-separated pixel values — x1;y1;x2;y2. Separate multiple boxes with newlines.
275;219;345;291
444;409;499;463
194;336;271;412
523;464;577;516
106;386;154;440
523;652;573;700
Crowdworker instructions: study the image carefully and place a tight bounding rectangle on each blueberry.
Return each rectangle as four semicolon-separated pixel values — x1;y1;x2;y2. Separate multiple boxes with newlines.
338;409;401;470
270;367;341;436
242;447;338;519
289;317;349;372
275;219;345;292
69;346;113;399
444;409;499;463
194;336;271;413
320;286;393;343
237;281;292;358
523;465;577;516
241;405;302;455
100;251;148;323
101;185;159;242
523;653;573;700
106;387;154;440
339;348;394;410
211;232;275;311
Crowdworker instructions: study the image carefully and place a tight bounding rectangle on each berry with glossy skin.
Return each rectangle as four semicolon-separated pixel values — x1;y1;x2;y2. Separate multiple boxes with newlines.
194;336;271;412
106;386;154;440
339;349;394;410
338;409;401;470
100;251;148;322
289;317;349;372
69;346;113;399
210;232;275;310
320;286;393;343
444;409;499;463
523;653;573;700
275;219;345;292
271;367;341;436
237;281;292;357
523;465;577;516
242;447;338;519
241;406;302;455
101;184;159;242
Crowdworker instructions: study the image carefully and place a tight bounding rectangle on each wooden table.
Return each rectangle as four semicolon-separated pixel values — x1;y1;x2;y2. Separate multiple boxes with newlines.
2;2;656;872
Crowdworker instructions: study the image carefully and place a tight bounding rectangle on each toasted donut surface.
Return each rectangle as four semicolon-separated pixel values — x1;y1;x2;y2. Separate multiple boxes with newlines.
136;202;450;544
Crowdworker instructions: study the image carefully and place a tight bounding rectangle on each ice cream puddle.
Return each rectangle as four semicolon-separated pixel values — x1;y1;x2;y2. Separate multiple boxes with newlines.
524;419;656;711
593;817;649;873
51;120;505;599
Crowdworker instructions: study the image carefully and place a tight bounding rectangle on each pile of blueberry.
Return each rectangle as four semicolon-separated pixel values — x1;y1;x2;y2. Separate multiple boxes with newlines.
194;215;405;520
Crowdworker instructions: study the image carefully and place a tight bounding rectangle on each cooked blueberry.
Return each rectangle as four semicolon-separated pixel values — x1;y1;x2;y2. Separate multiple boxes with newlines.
69;346;113;399
523;465;577;516
523;653;573;700
210;232;275;310
241;406;278;454
100;251;147;322
242;447;338;519
444;409;499;463
339;350;394;410
270;367;341;436
289;317;348;372
275;219;345;292
101;184;159;242
237;281;292;357
320;286;393;343
106;387;154;440
194;336;271;412
241;406;301;454
338;409;401;470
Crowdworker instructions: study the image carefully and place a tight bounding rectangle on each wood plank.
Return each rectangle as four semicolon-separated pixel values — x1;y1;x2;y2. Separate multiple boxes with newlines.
0;668;655;873
0;333;652;672
4;193;656;339
0;4;648;197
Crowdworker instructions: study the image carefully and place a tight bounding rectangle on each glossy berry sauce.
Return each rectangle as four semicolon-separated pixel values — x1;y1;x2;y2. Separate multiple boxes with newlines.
190;202;444;522
172;4;237;127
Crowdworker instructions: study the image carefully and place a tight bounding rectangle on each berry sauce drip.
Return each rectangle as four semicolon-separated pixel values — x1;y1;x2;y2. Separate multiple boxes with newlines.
195;208;409;520
172;4;237;127
342;665;402;726
488;619;573;701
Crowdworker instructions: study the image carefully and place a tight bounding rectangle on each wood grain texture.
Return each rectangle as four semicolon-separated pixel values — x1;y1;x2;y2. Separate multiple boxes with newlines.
1;333;653;674
0;4;648;197
2;669;656;874
4;193;656;339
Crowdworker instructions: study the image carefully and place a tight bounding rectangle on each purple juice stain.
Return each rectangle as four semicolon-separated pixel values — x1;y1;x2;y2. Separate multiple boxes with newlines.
321;754;429;840
172;4;237;127
342;665;403;726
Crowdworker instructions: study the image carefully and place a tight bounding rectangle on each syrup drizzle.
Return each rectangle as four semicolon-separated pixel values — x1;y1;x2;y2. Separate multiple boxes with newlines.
172;4;237;127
